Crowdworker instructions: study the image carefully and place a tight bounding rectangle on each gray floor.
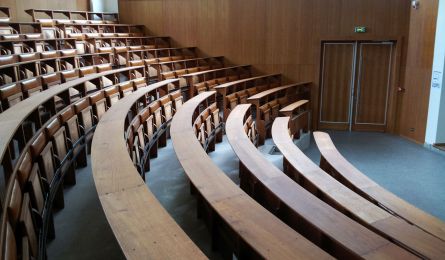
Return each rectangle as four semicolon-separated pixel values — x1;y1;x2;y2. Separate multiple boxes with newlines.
48;130;445;259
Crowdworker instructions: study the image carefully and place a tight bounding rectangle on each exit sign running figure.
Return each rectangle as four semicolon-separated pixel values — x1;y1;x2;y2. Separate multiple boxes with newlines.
355;26;367;33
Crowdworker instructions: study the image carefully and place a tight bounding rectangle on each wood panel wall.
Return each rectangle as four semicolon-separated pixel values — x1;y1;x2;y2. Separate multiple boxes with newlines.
0;0;89;21
119;0;417;137
397;0;439;143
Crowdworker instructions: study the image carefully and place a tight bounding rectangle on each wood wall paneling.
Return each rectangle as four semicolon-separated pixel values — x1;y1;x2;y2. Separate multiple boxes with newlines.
118;1;433;142
0;0;90;21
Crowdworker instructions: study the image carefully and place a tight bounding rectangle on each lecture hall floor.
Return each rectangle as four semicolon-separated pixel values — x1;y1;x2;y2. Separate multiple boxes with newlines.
48;131;445;259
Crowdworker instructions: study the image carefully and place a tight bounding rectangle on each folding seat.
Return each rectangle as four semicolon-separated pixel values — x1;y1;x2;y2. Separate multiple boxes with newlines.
18;53;40;80
40;51;59;74
269;78;281;88
119;81;134;97
139;108;157;158
131;118;147;175
187;67;199;74
0;24;17;35
269;99;280;119
58;106;87;167
45;118;75;185
30;132;64;208
227;75;242;82
195;82;207;94
7;178;22;229
175;69;188;88
38;19;58;39
89;91;107;124
21;78;43;98
169;90;183;112
194;117;206;147
259;103;272;123
0;55;18;84
246;87;258;97
19;194;39;258
61;69;81;101
206;79;217;90
79;66;99;95
255;83;268;92
0;83;23;111
114;46;129;66
162;71;176;81
149;101;166;147
159;95;174;123
96;63;115;87
133;78;147;89
74;99;95;153
216;77;227;85
59;49;78;70
3;220;17;260
209;103;223;142
278;96;289;108
226;93;238;111
158;57;171;63
236;90;249;104
104;86;120;107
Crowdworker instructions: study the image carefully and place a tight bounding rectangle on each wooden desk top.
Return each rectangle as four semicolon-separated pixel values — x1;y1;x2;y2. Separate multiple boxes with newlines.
279;99;309;115
181;65;250;78
247;82;311;102
314;131;445;242
0;66;143;163
214;73;281;91
153;56;224;66
226;106;420;258
170;92;330;259
91;79;206;259
271;119;445;258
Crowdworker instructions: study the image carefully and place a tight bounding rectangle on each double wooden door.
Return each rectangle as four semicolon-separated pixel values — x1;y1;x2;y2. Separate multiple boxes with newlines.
319;41;394;131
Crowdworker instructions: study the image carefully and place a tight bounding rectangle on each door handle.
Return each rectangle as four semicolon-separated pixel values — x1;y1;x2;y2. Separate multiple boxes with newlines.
398;87;406;93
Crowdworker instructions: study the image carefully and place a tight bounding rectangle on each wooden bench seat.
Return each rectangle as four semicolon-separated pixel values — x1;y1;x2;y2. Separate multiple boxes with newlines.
313;131;445;242
226;104;418;259
272;117;445;258
91;79;206;259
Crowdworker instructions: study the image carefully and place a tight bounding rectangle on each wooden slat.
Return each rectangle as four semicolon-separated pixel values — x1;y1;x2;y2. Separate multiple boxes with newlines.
170;91;331;259
313;131;445;242
91;79;207;259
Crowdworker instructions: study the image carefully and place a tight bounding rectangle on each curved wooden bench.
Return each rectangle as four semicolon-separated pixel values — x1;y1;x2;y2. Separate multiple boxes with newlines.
227;104;417;259
92;79;206;259
171;91;330;259
152;56;224;81
314;131;445;242
0;66;144;177
272;117;445;258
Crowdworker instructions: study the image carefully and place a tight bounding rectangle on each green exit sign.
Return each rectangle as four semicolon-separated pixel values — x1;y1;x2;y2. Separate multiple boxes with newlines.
355;26;367;33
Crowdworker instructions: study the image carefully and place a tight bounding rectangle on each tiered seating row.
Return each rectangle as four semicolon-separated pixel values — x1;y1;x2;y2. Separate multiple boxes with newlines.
269;116;445;258
0;66;144;180
170;91;332;259
26;9;120;23
313;131;445;241
91;79;207;259
0;69;150;259
226;104;417;259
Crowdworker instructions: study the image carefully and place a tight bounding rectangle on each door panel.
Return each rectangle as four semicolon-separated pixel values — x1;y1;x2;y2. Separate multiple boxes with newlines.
353;43;393;131
319;43;355;130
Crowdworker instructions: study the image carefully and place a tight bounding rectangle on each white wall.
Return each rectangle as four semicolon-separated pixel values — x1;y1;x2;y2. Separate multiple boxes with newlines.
90;0;118;13
426;0;445;145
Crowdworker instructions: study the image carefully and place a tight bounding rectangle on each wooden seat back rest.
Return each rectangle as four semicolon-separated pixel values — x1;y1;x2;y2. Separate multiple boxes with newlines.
313;131;445;242
0;66;144;180
170;91;331;259
0;83;23;110
21;78;43;97
91;79;206;259
272;118;445;258
226;104;416;259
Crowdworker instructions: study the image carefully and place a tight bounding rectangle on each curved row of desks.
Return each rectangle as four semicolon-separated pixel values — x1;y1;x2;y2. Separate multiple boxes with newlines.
270;116;445;258
313;131;445;241
91;79;206;259
0;66;144;175
170;91;331;259
226;104;416;259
